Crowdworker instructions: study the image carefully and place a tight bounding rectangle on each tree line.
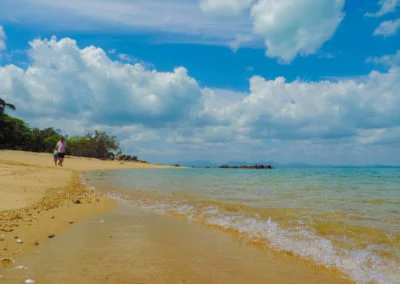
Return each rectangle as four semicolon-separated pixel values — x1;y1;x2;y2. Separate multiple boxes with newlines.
0;98;120;160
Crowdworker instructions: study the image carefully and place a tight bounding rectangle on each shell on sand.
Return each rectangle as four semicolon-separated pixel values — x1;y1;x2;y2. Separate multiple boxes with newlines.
0;257;15;266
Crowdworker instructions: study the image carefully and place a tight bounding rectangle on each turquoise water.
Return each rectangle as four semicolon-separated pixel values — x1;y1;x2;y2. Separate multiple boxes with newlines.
84;168;400;283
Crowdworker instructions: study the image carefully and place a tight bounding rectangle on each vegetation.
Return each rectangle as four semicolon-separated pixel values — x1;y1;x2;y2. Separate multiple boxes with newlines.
0;98;122;160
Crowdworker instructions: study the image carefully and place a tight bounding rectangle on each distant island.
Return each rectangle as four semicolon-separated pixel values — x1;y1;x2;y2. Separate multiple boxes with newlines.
218;164;274;169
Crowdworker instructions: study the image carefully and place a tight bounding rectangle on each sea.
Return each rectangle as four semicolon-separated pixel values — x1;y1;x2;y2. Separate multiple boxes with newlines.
83;167;400;283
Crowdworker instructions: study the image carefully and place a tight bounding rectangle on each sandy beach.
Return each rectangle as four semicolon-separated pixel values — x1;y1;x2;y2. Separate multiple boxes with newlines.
0;150;170;258
0;150;351;283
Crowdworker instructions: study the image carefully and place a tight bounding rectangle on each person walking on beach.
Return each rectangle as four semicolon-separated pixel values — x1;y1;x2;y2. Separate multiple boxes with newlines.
55;136;67;166
53;149;58;166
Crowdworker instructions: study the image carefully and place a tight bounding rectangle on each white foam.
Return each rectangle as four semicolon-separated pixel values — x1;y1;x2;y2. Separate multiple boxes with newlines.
105;193;399;283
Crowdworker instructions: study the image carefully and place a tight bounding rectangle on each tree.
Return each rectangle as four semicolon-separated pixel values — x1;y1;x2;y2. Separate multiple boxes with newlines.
0;98;16;114
85;130;120;159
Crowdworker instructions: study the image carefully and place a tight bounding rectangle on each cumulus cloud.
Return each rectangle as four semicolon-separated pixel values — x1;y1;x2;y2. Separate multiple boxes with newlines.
199;0;345;62
373;18;400;36
0;36;205;128
224;69;400;140
1;36;400;164
365;0;399;17
250;0;345;63
0;26;6;52
199;0;254;15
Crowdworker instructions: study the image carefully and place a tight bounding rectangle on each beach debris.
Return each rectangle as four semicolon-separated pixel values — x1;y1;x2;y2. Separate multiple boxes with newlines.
0;234;5;238
48;234;55;239
0;257;15;266
16;238;23;244
25;279;36;284
73;200;81;204
33;241;40;246
14;265;27;270
50;216;55;219
100;219;104;223
68;221;74;224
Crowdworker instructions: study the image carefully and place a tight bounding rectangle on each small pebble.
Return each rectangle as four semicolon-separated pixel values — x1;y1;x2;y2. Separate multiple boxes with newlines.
14;265;25;269
73;200;81;204
100;220;104;223
33;241;40;246
50;216;55;219
25;279;36;284
48;234;55;239
16;238;23;244
0;234;5;238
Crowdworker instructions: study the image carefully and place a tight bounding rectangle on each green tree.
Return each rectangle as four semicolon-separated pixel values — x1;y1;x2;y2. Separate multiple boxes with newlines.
0;98;16;114
85;130;120;159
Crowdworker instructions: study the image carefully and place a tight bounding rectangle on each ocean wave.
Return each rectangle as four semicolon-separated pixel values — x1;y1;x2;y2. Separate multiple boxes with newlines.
107;192;399;284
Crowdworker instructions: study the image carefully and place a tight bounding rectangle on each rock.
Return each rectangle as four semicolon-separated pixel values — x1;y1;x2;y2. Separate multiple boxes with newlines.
50;216;55;219
0;258;15;266
68;221;75;224
33;241;40;246
73;200;81;204
48;234;55;239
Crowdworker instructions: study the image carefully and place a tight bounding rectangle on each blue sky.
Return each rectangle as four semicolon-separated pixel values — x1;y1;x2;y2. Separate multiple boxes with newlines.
0;0;399;165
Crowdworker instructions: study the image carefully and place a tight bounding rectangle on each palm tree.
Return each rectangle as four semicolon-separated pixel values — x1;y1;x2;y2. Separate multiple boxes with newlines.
0;98;16;113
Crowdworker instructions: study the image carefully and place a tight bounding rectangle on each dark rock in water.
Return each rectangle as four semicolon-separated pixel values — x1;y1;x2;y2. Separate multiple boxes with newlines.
218;164;274;169
219;164;230;168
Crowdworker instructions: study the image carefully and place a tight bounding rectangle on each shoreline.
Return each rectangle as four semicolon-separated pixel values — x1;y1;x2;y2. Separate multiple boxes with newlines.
0;150;171;260
1;150;352;283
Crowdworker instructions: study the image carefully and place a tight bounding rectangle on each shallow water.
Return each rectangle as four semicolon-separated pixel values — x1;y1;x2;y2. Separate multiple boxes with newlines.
84;167;400;283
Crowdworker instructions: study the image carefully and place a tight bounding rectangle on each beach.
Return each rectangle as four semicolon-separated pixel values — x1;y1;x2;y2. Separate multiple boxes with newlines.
0;150;353;283
0;150;169;259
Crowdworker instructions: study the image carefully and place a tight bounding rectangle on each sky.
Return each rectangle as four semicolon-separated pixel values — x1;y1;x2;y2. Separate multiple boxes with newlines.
0;0;399;165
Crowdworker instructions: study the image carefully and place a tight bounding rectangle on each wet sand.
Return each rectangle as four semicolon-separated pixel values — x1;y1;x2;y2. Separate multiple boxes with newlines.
2;206;351;283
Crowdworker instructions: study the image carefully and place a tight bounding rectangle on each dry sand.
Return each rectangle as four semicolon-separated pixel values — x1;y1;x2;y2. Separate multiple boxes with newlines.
0;150;170;258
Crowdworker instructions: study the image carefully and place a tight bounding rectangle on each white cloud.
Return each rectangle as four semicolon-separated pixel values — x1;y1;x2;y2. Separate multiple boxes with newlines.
365;0;399;17
1;36;400;164
0;26;6;52
250;0;345;63
0;1;345;62
0;36;206;128
199;0;254;15
198;0;346;62
373;18;400;36
366;50;400;66
219;67;400;141
0;0;252;45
